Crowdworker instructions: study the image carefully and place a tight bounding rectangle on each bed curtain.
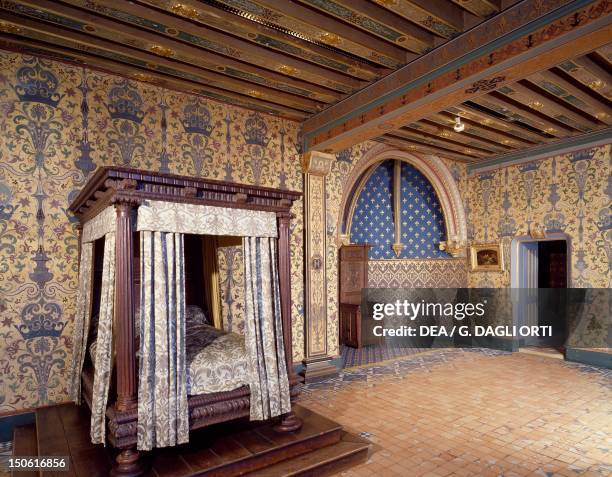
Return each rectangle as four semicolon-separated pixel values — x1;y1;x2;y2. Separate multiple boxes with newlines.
89;232;116;445
243;237;292;420
138;231;189;451
70;206;117;445
70;241;93;404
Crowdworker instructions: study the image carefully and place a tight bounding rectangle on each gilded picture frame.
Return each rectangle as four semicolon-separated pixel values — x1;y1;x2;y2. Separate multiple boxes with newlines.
470;242;504;271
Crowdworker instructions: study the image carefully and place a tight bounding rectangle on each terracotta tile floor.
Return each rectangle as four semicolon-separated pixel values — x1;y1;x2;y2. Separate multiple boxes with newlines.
299;350;611;477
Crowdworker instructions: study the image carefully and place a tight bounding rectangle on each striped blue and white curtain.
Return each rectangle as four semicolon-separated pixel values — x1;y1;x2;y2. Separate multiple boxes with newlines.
243;237;291;421
137;231;189;451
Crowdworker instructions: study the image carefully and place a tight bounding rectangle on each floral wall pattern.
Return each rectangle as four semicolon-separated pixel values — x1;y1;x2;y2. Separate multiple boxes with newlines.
464;145;610;288
0;50;304;414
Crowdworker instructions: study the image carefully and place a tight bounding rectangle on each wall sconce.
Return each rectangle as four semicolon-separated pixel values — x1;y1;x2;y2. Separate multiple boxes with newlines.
453;116;465;133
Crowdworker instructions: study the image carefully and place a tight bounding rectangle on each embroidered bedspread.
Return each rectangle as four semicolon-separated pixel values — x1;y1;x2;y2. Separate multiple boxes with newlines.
89;322;249;395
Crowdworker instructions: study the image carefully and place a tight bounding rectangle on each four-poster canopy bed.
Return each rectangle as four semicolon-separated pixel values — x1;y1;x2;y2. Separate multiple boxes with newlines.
68;167;303;476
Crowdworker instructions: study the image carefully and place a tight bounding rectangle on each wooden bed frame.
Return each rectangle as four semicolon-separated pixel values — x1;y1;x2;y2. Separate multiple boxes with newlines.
69;167;303;476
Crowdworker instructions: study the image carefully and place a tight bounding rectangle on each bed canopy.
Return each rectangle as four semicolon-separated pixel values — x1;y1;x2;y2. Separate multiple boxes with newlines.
68;167;302;475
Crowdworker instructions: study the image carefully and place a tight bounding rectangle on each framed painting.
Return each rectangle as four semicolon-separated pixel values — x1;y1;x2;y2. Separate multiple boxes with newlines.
470;243;504;271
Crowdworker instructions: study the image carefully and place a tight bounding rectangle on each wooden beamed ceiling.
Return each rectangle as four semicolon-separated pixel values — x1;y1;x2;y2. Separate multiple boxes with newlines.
379;51;612;162
0;0;609;164
0;0;510;120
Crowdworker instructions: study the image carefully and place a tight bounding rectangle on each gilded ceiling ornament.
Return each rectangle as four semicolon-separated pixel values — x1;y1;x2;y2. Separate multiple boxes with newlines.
589;79;604;90
248;90;263;98
528;100;544;109
277;64;297;76
544;127;557;134
0;21;22;34
131;73;155;83
595;112;608;120
149;45;175;57
319;32;342;46
171;3;200;19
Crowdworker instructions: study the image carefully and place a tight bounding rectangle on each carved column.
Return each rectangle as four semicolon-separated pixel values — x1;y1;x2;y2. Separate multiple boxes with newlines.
114;200;138;412
392;159;405;257
301;151;338;382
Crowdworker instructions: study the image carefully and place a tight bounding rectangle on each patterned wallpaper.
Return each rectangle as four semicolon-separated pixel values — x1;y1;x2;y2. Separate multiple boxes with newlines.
464;145;611;288
0;51;304;414
368;259;467;288
350;160;449;259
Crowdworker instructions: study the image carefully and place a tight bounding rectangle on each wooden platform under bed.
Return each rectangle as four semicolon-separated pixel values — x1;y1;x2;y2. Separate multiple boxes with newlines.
11;404;370;477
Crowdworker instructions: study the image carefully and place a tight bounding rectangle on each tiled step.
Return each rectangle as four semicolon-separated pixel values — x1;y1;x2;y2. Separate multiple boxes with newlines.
11;424;38;477
243;432;370;477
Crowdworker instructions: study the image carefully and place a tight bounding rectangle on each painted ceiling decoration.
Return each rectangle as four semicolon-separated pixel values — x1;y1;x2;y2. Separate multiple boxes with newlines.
0;0;609;166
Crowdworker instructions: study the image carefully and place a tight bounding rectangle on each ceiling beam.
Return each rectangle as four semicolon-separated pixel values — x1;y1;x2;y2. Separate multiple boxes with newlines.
0;11;323;113
417;118;513;152
450;104;548;144
497;81;602;131
0;35;308;120
474;92;577;136
296;0;435;53
570;54;612;100
378;135;478;162
467;127;612;174
430;112;533;149
528;69;612;126
135;0;383;82
217;0;409;67
392;127;490;158
407;0;478;32
372;0;462;38
302;0;610;152
397;125;499;155
449;0;499;18
14;0;362;94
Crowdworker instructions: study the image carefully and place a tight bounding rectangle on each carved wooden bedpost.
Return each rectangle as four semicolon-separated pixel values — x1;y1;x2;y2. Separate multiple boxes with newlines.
274;208;303;433
111;181;144;477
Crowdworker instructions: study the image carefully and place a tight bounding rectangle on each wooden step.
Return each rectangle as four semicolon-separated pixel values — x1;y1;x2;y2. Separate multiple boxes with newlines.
159;405;344;477
12;424;38;477
36;405;112;477
243;432;371;477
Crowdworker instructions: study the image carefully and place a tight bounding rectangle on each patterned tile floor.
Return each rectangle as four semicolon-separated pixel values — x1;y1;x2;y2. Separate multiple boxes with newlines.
299;349;612;477
341;344;427;368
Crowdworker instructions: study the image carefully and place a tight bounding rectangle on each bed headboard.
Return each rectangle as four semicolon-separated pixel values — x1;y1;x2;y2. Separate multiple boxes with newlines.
69;166;301;222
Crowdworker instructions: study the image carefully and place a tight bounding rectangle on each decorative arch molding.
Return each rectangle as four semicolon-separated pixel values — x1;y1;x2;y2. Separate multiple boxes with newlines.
337;144;467;257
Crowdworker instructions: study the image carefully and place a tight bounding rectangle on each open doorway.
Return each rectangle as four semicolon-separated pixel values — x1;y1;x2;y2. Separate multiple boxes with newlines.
511;235;570;356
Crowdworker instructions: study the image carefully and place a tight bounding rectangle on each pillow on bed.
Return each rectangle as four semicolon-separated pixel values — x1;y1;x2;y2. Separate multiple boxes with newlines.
186;305;209;327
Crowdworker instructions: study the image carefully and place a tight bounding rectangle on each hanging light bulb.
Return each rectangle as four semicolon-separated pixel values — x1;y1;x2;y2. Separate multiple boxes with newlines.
453;116;465;133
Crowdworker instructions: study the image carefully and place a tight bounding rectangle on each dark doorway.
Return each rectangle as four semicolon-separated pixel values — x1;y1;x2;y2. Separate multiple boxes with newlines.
536;240;568;351
538;240;567;288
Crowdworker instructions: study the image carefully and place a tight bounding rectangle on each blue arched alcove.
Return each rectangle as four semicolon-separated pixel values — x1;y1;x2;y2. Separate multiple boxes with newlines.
350;160;450;259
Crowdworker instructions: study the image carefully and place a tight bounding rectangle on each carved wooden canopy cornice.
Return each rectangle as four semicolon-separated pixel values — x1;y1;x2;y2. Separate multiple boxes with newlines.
69;167;301;224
